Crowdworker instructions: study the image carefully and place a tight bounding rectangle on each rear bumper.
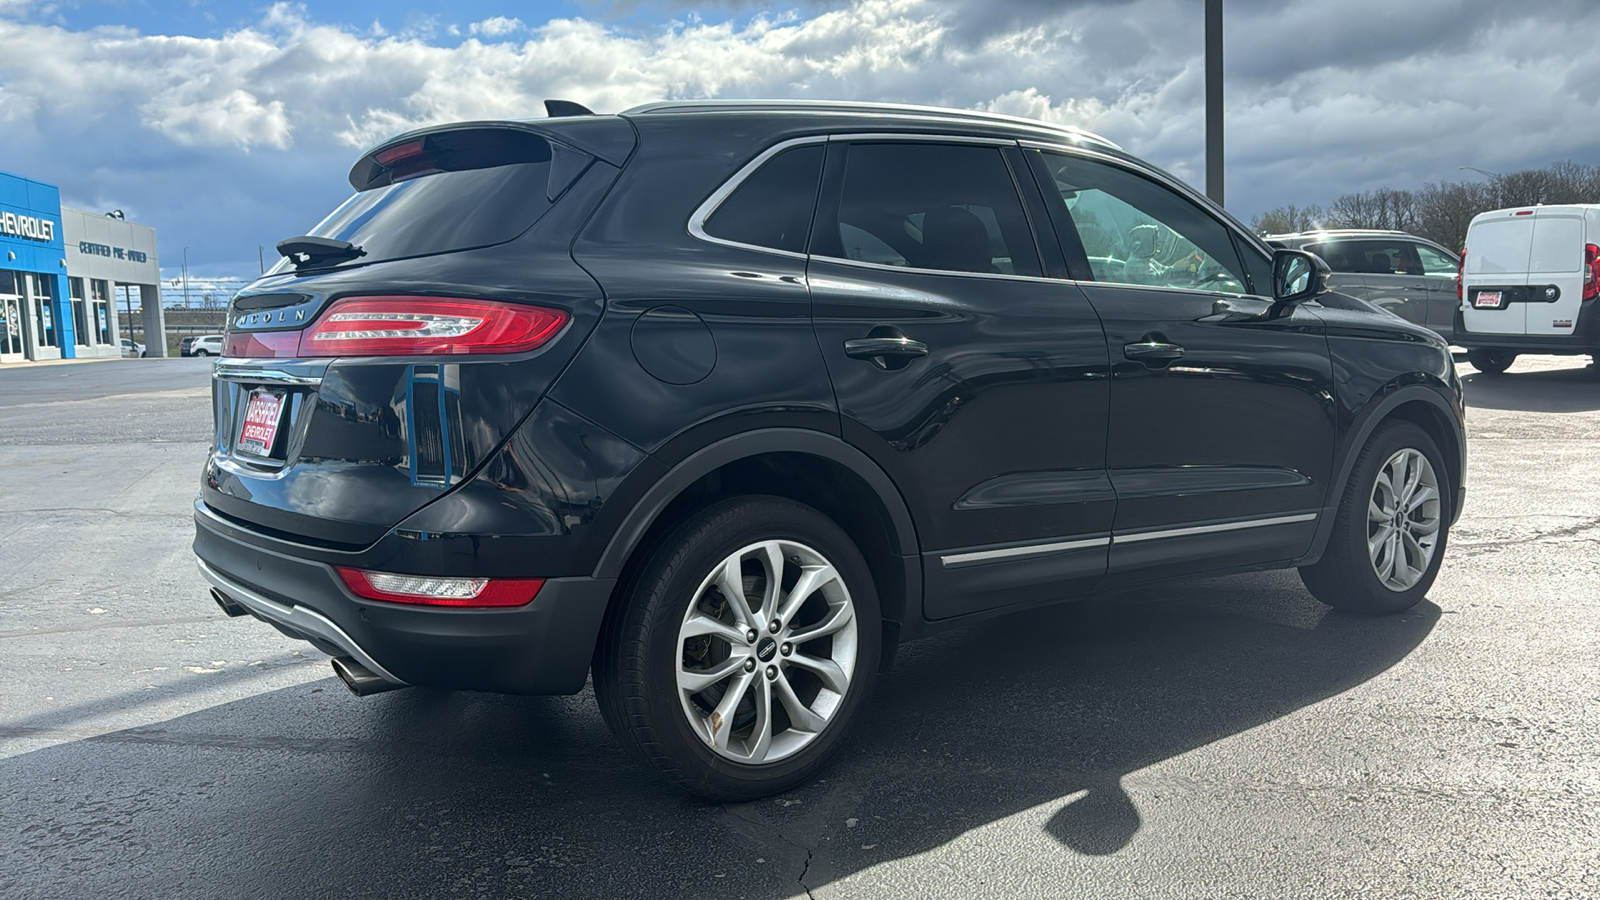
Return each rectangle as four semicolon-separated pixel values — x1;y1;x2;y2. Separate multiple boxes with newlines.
1453;307;1600;353
193;503;615;695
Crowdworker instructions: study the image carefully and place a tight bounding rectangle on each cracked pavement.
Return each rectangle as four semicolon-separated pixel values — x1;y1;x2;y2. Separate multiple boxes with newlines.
2;354;1597;899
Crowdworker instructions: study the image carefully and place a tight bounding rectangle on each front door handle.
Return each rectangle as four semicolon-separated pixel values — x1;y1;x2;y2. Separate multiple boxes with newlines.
844;335;928;369
1123;341;1185;363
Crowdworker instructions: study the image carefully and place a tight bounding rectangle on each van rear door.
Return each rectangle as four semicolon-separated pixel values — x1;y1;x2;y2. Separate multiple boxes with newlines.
1462;212;1532;335
1462;208;1587;338
1524;211;1586;336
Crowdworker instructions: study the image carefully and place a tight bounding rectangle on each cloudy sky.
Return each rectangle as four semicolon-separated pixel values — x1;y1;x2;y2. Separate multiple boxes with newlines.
2;0;1597;286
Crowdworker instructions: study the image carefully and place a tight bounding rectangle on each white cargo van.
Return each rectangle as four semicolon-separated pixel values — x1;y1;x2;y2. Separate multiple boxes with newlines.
1456;204;1600;374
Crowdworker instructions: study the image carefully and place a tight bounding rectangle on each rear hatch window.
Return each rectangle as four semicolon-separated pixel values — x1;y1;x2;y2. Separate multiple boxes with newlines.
1467;218;1534;276
272;129;581;273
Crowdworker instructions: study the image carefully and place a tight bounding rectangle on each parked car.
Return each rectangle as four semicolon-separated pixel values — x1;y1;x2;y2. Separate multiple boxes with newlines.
180;334;225;357
119;338;145;358
1266;229;1462;341
194;99;1466;800
1455;204;1600;374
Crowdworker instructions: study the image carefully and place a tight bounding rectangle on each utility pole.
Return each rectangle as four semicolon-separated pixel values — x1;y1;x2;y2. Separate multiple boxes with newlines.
1205;0;1224;206
182;247;191;308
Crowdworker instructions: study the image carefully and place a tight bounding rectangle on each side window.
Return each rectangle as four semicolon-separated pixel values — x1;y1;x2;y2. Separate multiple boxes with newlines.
1301;242;1363;274
1414;243;1461;277
1345;240;1421;276
702;144;825;254
1038;152;1247;294
815;142;1042;277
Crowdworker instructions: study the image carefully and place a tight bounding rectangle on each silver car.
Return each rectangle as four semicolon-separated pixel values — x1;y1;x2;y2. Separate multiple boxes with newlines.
1266;230;1461;341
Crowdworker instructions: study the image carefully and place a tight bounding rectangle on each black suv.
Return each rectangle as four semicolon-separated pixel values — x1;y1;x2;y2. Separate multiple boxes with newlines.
195;100;1466;800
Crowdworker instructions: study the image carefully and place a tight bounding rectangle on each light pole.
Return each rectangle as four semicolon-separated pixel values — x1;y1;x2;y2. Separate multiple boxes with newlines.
181;247;191;309
1205;0;1224;205
1458;166;1502;180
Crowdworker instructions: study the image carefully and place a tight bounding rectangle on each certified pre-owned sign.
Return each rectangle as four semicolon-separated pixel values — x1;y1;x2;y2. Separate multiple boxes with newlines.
0;210;56;243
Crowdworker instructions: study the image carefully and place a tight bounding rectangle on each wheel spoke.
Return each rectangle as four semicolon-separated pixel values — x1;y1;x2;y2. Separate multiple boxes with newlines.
1368;522;1394;559
786;601;855;645
772;671;827;733
746;675;775;762
714;555;758;630
786;653;849;694
678;655;747;694
708;670;755;750
775;563;837;627
681;611;747;646
1368;496;1391;523
1406;484;1438;515
757;541;787;616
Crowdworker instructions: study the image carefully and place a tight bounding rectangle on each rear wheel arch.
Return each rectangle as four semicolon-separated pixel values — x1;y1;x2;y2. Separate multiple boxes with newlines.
593;430;921;666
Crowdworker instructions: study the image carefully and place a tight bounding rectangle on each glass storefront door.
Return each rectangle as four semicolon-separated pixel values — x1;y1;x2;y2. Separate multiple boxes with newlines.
0;271;25;362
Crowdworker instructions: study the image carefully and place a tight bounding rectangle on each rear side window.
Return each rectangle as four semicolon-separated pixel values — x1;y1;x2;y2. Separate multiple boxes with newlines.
702;144;824;254
1415;243;1461;277
814;142;1042;277
278;130;568;272
1308;239;1421;276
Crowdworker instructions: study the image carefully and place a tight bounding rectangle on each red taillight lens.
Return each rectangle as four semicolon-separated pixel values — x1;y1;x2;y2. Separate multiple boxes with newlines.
1585;244;1599;302
226;297;569;358
1457;250;1466;302
336;567;544;608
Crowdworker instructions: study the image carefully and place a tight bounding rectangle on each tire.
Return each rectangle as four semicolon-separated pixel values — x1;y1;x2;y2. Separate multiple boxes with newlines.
594;495;881;801
1465;349;1514;375
195;349;209;357
1300;421;1451;615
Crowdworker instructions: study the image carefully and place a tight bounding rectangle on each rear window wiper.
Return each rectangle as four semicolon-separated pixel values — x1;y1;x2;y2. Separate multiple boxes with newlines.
276;236;366;269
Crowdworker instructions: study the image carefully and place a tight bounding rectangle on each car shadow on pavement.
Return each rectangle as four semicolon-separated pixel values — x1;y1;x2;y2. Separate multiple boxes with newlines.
1459;361;1600;413
0;570;1437;900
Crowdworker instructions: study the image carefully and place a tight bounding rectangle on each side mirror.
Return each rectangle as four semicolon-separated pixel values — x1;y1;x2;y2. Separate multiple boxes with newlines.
1272;249;1330;303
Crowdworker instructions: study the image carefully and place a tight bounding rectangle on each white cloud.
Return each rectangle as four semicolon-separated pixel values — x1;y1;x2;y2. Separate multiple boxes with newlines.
469;16;526;38
0;0;1596;279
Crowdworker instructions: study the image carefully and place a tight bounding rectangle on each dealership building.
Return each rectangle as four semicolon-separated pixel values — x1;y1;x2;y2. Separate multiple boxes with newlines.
1;169;167;364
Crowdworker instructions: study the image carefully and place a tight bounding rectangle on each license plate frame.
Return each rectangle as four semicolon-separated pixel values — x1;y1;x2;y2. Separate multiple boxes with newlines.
1473;290;1506;310
237;389;286;457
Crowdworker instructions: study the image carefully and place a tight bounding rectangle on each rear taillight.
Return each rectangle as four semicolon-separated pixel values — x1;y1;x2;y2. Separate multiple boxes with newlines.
225;297;568;358
336;567;544;608
1585;244;1599;302
1457;250;1466;302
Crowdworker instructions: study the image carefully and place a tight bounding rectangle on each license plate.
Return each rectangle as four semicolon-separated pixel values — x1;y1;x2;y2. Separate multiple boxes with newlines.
1474;291;1504;309
238;389;285;456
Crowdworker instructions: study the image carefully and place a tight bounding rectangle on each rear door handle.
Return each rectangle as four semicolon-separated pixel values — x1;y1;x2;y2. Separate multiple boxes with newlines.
1123;341;1185;362
844;336;928;366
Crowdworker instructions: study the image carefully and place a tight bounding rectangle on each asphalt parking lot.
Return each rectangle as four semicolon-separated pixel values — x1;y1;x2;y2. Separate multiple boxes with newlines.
1;354;1597;899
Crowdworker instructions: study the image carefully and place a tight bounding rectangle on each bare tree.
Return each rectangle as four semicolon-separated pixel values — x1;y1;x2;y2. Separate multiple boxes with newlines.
1260;160;1600;250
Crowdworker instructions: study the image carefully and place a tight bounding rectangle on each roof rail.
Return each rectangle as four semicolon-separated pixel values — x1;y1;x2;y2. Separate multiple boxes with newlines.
620;99;1121;151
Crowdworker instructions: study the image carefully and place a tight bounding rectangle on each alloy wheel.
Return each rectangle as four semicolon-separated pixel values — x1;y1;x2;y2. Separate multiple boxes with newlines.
675;539;858;764
1366;447;1442;591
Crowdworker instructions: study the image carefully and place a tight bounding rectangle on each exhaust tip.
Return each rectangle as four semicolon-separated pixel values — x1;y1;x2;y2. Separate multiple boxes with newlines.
211;588;249;618
331;656;408;696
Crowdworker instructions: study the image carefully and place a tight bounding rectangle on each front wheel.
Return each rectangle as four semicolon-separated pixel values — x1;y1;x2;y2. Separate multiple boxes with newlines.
594;495;880;800
1300;421;1451;615
1465;349;1514;375
194;350;209;357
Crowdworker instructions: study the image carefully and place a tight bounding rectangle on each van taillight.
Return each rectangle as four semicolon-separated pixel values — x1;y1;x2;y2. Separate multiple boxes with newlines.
1585;244;1599;302
225;297;569;358
1457;250;1466;302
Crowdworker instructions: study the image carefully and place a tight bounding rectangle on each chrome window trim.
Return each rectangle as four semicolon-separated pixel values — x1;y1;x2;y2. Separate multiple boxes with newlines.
936;512;1319;567
687;135;827;260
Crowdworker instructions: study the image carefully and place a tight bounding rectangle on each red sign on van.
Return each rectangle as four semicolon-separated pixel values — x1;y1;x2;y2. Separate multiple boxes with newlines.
1474;291;1505;309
